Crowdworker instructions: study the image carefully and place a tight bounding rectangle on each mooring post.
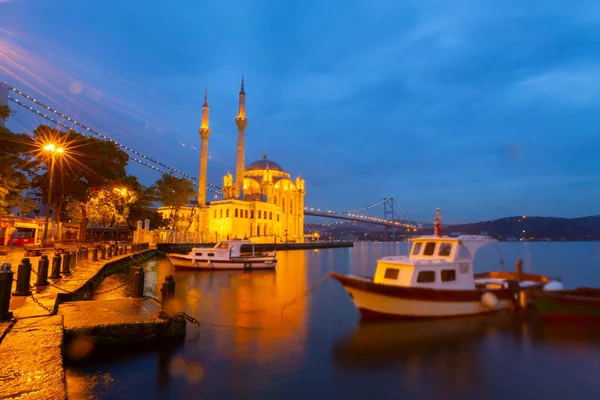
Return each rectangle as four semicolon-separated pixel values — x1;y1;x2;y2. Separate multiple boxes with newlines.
160;275;176;307
35;255;50;287
92;246;98;262
100;245;106;260
131;267;145;298
62;251;72;276
13;258;32;296
49;253;62;279
0;263;14;320
107;245;113;259
70;250;77;270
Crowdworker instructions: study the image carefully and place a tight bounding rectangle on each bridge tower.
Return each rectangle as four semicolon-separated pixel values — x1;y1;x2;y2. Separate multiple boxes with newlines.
234;75;248;199
383;198;397;241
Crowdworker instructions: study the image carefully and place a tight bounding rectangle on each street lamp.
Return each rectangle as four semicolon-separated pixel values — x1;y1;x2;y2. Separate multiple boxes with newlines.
42;143;64;247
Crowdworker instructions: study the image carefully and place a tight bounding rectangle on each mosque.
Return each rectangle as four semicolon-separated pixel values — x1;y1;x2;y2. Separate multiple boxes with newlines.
159;77;305;244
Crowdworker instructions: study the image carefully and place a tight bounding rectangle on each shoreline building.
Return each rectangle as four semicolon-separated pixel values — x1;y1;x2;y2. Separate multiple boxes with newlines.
158;77;305;244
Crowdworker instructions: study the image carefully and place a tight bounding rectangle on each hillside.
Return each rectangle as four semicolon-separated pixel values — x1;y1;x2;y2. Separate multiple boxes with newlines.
438;215;600;241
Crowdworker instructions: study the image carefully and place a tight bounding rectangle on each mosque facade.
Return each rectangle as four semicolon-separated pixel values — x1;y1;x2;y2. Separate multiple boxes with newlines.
159;77;305;244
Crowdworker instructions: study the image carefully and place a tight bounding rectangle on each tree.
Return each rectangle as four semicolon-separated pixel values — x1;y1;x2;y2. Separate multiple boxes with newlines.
0;111;37;216
121;175;166;230
150;173;195;230
85;187;136;227
0;105;15;125
30;125;129;239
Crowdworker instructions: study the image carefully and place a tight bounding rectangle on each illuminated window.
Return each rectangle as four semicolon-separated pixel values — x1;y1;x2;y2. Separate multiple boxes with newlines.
438;243;452;256
220;210;223;218
269;211;273;220
258;210;262;219
235;209;239;218
226;209;229;218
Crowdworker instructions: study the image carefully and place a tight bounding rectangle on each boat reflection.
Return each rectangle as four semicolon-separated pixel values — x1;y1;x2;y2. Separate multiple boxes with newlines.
333;312;514;370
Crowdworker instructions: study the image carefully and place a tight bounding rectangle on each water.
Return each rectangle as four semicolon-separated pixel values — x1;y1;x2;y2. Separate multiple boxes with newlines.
67;242;600;399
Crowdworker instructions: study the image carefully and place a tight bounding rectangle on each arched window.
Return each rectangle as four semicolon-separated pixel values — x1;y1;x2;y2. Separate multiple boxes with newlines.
290;200;293;214
258;210;262;219
235;209;238;218
274;196;278;205
250;210;254;219
245;210;248;218
269;211;273;220
214;210;217;218
220;209;223;218
226;209;229;218
257;225;261;236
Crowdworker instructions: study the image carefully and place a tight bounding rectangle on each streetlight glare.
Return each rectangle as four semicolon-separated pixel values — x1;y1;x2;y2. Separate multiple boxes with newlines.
43;143;65;153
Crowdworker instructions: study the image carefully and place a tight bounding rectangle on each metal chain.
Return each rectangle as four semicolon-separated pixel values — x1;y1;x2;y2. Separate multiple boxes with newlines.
28;294;53;315
180;312;201;338
92;275;138;295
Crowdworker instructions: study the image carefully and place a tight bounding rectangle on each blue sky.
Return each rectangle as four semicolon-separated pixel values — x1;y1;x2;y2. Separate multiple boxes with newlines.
2;0;600;223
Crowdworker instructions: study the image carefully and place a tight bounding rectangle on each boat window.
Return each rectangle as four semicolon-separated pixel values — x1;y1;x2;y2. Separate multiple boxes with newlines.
195;253;202;256
218;243;229;249
441;269;456;282
417;270;435;283
438;243;452;256
423;242;436;256
208;253;215;256
384;268;399;279
412;243;422;255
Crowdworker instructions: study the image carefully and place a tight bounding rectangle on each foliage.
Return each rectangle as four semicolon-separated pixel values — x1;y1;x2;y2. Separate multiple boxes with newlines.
0;116;37;215
149;173;195;229
0;105;15;124
85;187;137;227
30;125;129;223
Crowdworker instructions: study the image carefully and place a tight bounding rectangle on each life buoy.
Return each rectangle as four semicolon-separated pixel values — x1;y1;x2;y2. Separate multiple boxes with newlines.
244;262;252;270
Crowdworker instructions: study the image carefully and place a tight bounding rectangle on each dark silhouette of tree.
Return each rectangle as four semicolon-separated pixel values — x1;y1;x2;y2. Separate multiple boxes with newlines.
149;173;195;230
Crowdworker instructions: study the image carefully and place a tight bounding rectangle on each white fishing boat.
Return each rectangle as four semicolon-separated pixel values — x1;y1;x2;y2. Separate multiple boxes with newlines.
166;239;277;271
329;209;561;319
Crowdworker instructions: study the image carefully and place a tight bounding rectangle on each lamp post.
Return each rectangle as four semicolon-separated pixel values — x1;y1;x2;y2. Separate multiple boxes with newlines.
42;144;63;247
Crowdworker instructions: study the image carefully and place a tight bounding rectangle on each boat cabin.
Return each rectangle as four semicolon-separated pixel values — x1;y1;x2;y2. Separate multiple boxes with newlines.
190;239;251;259
373;235;496;290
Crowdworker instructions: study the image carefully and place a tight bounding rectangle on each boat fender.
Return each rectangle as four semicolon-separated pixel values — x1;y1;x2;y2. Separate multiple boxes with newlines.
244;262;252;270
543;281;564;291
481;292;498;308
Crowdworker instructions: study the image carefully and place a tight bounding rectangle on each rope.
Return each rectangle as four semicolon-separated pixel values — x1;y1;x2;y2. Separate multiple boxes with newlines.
281;273;329;316
493;243;506;271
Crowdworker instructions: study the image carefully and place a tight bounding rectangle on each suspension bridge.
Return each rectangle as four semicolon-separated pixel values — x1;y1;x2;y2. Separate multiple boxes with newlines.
2;82;418;231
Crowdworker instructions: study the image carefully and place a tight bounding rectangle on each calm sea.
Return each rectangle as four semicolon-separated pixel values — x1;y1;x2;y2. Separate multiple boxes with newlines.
66;242;600;399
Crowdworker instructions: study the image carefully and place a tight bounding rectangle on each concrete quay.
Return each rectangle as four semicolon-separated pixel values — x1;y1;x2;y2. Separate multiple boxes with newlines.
0;245;184;400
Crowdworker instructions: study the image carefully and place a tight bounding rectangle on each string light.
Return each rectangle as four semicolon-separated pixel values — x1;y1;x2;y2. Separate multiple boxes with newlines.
7;90;223;195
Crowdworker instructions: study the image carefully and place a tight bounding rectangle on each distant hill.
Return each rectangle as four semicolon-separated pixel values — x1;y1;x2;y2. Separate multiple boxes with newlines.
435;215;600;241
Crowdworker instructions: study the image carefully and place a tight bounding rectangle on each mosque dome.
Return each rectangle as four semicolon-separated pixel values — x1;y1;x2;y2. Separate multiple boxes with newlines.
245;152;286;173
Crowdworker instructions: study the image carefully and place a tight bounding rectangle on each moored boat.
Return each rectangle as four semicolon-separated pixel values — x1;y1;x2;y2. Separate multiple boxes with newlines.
329;209;562;319
532;288;600;320
166;239;277;271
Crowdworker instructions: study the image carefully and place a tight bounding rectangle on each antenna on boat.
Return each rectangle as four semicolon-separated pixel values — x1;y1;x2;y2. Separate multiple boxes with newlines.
434;208;442;237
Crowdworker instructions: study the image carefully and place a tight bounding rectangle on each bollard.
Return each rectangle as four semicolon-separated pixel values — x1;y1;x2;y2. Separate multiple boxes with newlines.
36;255;50;287
0;263;14;320
115;242;119;255
107;245;113;259
50;253;62;279
120;246;124;255
131;267;145;298
62;251;72;276
160;275;176;307
124;244;128;254
92;247;98;262
71;250;77;270
13;258;32;296
100;245;106;260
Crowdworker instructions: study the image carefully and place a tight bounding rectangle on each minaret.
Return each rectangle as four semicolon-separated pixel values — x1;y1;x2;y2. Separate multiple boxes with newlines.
235;75;248;199
198;89;211;207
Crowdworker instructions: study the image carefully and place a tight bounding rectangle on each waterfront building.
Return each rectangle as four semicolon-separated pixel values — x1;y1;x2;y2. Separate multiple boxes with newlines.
158;77;305;244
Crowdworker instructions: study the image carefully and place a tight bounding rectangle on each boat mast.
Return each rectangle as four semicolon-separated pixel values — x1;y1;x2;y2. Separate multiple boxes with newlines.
434;208;442;237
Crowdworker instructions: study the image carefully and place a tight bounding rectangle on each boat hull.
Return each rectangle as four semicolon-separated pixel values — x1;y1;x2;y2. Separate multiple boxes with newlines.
533;289;600;320
329;273;514;319
167;254;277;271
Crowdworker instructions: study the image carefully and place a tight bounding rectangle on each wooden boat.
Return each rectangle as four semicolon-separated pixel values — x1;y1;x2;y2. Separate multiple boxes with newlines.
532;288;600;320
166;239;277;271
329;209;561;319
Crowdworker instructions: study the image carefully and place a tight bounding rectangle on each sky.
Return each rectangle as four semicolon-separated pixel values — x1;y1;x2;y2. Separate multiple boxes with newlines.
1;0;600;224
